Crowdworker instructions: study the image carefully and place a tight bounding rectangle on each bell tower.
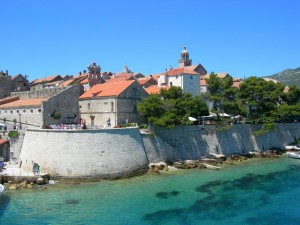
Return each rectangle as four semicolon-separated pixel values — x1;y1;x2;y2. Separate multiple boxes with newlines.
87;62;102;88
178;46;192;67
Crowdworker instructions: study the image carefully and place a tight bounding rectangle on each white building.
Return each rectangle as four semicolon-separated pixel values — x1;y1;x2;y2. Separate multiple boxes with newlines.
158;67;201;96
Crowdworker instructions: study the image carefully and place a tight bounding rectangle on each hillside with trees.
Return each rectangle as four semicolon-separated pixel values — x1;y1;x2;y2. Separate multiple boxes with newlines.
265;67;300;87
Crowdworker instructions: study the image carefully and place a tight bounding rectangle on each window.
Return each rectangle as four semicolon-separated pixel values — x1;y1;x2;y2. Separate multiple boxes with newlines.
30;109;33;113
87;103;91;110
111;102;114;112
23;110;26;113
17;110;19;113
38;109;41;113
10;110;13;114
176;76;178;79
170;82;173;86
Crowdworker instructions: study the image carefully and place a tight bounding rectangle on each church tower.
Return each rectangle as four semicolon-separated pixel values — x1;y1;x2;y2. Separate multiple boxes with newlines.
87;62;102;88
178;46;192;68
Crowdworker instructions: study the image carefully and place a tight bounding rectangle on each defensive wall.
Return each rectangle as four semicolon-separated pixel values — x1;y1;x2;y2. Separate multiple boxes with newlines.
19;127;148;179
17;123;300;179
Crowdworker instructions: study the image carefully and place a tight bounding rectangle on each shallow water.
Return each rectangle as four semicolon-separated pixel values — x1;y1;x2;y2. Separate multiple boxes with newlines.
1;156;300;225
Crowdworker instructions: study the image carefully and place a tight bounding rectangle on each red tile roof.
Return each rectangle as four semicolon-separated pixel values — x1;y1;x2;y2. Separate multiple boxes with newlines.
30;75;62;85
0;139;9;145
0;98;47;108
79;77;89;84
59;79;75;87
162;68;199;76
144;85;170;95
79;80;135;99
200;79;207;86
73;73;89;79
0;96;19;106
136;77;158;86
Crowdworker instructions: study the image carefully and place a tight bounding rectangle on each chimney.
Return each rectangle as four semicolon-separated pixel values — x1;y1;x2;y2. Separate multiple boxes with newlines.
6;70;8;76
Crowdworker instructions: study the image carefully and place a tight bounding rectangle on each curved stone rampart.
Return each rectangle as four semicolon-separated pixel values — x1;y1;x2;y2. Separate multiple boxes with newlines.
19;128;148;179
17;123;300;180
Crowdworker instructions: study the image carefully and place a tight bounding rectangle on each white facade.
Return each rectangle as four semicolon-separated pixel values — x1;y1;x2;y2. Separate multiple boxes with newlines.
158;73;200;96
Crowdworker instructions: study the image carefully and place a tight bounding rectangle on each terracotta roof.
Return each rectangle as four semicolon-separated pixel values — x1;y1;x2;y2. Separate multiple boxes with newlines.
79;78;89;84
0;98;47;108
144;85;170;95
184;65;198;71
0;96;19;105
162;68;199;76
44;80;64;87
136;77;157;86
79;80;135;99
106;76;130;83
73;73;89;79
30;75;62;85
200;79;207;86
59;79;75;87
0;139;9;145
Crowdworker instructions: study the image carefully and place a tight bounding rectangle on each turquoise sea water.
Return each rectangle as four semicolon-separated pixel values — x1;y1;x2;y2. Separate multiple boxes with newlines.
1;156;300;225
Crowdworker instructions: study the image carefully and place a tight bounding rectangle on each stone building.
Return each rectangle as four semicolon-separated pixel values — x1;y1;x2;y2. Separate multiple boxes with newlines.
30;75;64;90
79;80;148;128
11;74;30;92
0;70;12;99
0;85;81;129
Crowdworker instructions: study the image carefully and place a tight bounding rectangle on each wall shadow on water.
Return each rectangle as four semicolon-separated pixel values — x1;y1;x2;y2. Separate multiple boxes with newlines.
143;164;300;225
0;195;11;218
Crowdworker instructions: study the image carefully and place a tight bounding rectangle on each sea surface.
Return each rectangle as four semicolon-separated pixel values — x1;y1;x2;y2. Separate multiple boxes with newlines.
1;156;300;225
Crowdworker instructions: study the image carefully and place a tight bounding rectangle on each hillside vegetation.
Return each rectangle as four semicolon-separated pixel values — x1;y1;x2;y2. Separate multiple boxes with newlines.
265;67;300;87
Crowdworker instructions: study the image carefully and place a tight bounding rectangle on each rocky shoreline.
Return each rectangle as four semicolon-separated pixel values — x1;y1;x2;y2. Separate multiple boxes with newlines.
0;150;286;190
148;150;283;174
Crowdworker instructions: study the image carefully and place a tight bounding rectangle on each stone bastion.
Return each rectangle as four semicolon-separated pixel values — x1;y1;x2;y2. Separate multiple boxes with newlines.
19;128;148;180
17;123;300;180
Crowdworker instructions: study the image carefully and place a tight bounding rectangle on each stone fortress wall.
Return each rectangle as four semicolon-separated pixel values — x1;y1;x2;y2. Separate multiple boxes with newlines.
11;86;69;99
19;128;148;179
17;123;300;179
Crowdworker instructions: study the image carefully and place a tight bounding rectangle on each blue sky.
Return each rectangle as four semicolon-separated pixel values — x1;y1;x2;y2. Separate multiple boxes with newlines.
1;0;299;81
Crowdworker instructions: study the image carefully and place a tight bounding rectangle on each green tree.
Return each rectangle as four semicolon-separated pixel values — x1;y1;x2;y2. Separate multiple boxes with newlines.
205;73;243;116
238;77;285;122
138;87;209;128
